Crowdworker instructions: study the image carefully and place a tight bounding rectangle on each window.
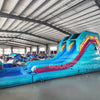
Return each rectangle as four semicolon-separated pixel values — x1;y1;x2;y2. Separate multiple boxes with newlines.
32;47;37;53
4;48;11;54
50;46;57;54
19;49;25;54
39;47;46;53
26;47;30;53
50;46;57;51
13;48;25;54
0;48;3;55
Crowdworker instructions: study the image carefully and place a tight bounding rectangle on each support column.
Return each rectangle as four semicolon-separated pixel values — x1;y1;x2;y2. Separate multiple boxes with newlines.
11;46;13;54
46;44;49;54
37;46;39;54
3;48;4;60
3;48;4;56
25;47;26;54
30;47;32;54
57;42;59;52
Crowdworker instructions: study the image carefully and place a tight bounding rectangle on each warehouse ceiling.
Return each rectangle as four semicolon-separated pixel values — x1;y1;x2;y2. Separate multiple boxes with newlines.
0;0;100;47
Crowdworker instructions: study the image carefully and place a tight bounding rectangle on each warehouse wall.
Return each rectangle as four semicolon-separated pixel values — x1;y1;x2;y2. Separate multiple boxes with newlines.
0;43;59;55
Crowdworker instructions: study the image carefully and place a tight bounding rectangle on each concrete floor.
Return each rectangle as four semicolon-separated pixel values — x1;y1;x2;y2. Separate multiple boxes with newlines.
0;72;100;100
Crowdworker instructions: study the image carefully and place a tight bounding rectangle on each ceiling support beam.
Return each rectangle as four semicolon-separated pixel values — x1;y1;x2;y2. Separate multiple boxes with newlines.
0;40;36;47
0;43;28;48
0;36;46;45
0;12;71;35
0;29;58;43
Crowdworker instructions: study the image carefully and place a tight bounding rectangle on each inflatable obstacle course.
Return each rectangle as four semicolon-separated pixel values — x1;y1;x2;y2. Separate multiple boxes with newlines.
0;31;100;88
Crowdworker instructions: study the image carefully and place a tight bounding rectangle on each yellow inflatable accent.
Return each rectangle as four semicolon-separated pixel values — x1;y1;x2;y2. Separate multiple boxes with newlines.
61;43;66;51
95;37;98;40
82;40;85;44
80;35;100;51
80;44;84;51
96;40;99;45
69;42;74;50
90;35;93;39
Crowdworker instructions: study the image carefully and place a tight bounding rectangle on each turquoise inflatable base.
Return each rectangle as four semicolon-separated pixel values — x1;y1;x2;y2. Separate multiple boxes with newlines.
0;64;100;89
32;64;100;82
0;67;32;89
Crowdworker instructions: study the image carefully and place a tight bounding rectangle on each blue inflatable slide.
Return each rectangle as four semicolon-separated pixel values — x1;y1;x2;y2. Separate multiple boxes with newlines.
0;31;100;88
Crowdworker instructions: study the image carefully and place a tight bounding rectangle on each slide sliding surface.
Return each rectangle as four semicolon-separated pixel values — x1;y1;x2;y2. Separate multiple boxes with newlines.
25;37;68;67
26;36;72;72
29;34;79;72
31;43;77;72
31;31;100;74
33;40;97;73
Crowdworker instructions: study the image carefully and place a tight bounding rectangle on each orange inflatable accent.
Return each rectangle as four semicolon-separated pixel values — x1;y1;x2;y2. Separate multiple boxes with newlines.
61;43;66;51
68;42;74;51
30;58;39;61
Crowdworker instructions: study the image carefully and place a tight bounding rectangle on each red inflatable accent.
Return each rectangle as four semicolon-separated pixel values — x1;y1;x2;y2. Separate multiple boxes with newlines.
0;65;2;70
30;58;39;61
34;40;96;73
